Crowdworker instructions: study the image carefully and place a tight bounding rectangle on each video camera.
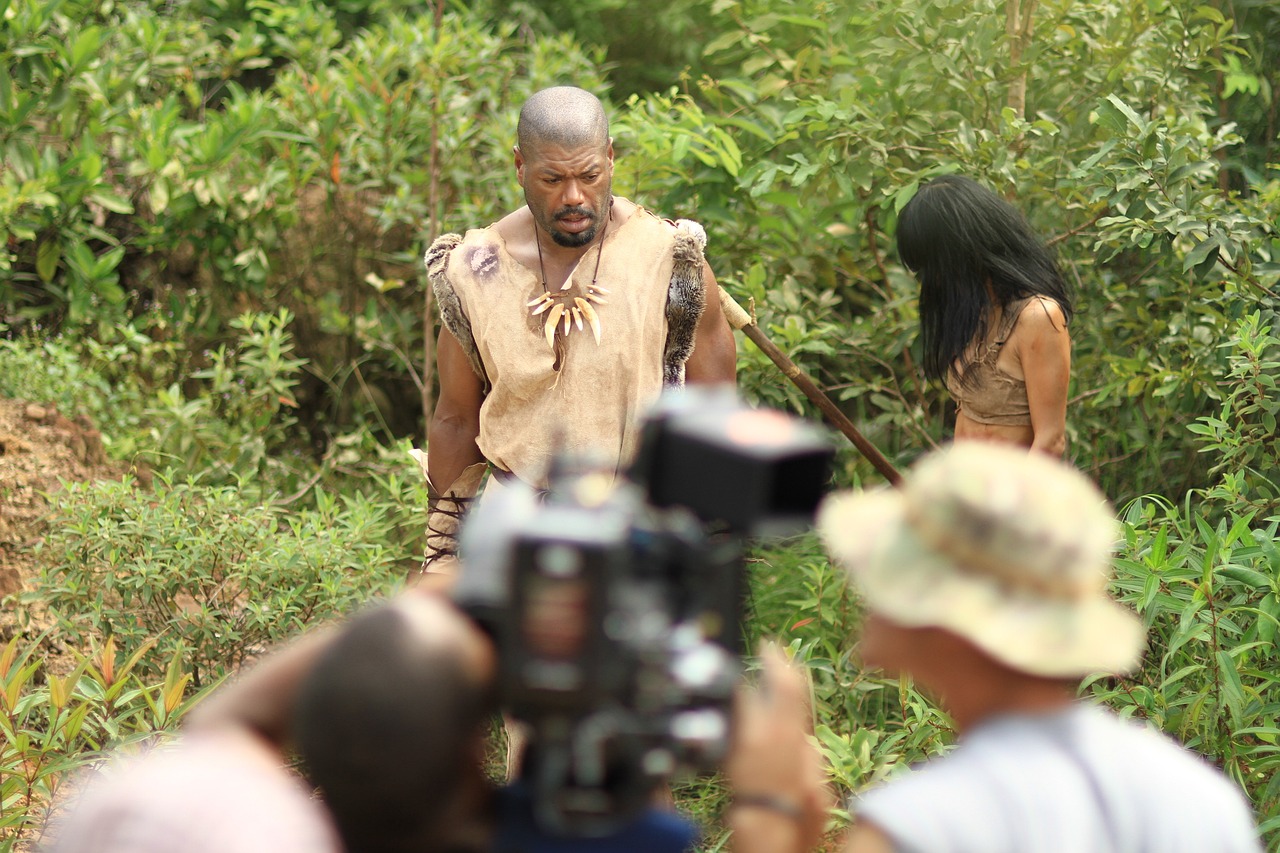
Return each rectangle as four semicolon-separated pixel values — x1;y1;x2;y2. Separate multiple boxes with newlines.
453;388;833;838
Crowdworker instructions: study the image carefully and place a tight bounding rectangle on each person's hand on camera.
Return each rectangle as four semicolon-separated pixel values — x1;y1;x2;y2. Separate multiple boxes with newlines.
726;644;831;853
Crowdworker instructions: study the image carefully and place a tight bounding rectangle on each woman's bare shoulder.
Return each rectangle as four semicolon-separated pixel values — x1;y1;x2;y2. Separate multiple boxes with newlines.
1015;296;1068;335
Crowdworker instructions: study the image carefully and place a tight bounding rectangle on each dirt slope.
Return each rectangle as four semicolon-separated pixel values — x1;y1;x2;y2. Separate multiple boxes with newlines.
0;396;131;647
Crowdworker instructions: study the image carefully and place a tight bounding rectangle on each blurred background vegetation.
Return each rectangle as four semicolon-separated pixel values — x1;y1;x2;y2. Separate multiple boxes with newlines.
2;0;1279;849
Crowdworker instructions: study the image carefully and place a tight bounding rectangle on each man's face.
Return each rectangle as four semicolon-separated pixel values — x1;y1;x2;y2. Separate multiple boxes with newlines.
516;139;614;248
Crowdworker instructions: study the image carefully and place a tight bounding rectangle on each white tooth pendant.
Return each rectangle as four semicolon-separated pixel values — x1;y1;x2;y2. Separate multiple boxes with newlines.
532;205;612;362
529;293;556;315
575;297;601;344
544;304;565;349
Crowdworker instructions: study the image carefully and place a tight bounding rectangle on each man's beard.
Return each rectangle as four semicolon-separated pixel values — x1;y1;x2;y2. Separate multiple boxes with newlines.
531;191;612;248
549;207;598;248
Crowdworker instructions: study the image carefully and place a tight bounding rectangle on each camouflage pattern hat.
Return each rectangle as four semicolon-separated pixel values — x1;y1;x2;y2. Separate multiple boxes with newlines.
818;443;1144;678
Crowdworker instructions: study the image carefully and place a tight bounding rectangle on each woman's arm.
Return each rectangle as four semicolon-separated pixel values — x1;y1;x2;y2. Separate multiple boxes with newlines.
1013;297;1071;457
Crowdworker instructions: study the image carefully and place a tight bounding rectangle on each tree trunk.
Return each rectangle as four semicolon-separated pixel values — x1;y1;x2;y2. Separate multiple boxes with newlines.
1006;0;1038;120
422;0;446;433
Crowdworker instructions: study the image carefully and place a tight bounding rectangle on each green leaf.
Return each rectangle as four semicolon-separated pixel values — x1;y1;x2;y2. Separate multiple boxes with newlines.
1215;650;1247;725
1096;95;1144;134
88;191;134;215
149;176;170;215
703;31;743;56
1193;4;1226;23
68;26;102;73
36;240;59;283
893;181;919;214
1218;566;1271;590
1183;233;1220;273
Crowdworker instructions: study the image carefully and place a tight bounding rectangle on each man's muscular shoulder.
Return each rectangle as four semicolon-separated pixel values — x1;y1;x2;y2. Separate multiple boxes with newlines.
491;208;536;269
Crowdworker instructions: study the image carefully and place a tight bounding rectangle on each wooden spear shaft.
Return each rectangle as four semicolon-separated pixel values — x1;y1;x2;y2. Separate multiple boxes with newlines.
718;287;903;487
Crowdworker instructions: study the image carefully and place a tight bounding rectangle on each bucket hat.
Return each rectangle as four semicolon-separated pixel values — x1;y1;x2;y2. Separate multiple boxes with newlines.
817;443;1144;678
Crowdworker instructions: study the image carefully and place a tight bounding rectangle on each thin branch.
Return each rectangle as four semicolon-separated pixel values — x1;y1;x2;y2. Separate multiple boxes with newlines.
1046;209;1105;247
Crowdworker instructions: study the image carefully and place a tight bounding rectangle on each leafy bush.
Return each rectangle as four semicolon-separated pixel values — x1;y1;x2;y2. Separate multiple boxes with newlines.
0;634;211;849
1188;311;1280;512
0;336;114;421
0;0;271;330
607;0;1279;500
142;308;309;486
34;473;409;686
1101;493;1280;841
744;537;950;810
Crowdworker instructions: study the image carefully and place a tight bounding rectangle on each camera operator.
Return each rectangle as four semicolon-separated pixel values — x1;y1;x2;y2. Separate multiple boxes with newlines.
47;588;498;853
725;443;1262;853
291;592;498;853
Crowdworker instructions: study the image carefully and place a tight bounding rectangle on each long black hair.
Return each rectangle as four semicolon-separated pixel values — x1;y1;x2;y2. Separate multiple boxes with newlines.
896;174;1073;383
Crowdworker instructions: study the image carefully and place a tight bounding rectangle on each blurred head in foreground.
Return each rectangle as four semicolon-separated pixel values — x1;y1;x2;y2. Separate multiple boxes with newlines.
819;442;1143;702
46;728;342;853
295;594;498;853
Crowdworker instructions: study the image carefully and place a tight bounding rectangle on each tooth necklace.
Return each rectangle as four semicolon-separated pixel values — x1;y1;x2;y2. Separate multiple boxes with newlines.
527;211;610;360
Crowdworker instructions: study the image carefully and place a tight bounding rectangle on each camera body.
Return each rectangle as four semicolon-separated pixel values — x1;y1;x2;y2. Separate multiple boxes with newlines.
454;389;833;836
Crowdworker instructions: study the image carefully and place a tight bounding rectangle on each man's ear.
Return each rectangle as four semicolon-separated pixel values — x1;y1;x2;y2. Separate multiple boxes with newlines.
514;145;525;187
606;137;615;169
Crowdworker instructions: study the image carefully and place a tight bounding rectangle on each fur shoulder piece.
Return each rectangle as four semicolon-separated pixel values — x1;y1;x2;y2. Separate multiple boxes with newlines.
425;233;488;389
663;219;709;386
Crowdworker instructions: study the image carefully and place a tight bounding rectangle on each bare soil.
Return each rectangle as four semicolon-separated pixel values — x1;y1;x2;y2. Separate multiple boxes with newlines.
0;395;135;667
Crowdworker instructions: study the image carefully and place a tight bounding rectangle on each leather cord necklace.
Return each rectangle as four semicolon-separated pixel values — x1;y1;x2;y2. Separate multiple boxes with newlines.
527;203;612;369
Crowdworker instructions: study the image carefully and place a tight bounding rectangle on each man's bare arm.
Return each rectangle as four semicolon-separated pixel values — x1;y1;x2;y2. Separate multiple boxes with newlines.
685;260;737;384
182;586;456;749
427;328;485;492
183;624;341;749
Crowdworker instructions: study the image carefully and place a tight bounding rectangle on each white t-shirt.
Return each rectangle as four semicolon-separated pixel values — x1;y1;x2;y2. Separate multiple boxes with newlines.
855;704;1260;853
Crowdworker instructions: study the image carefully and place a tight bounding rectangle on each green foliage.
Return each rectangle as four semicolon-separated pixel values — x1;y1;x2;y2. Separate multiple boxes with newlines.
0;634;213;848
3;0;1280;846
1102;492;1280;837
1;0;607;439
0;335;114;420
144;308;308;484
0;0;268;330
1066;87;1274;500
33;473;408;686
1188;311;1280;511
482;0;717;98
1216;0;1280;186
607;0;1279;499
744;537;950;807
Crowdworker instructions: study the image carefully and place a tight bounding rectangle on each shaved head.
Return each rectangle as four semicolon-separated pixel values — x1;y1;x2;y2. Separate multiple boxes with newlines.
517;86;609;159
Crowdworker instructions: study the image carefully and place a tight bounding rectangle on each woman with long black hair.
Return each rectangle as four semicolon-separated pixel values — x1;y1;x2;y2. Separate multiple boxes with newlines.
896;174;1073;456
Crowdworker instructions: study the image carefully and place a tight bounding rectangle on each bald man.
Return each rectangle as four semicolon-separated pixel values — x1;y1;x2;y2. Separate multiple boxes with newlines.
416;85;737;573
